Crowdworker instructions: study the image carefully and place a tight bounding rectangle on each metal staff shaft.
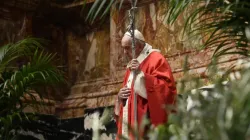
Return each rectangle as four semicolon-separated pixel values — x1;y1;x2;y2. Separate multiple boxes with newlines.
128;0;138;139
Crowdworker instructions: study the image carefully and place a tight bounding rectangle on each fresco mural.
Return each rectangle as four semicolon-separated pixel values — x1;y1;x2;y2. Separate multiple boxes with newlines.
67;23;110;84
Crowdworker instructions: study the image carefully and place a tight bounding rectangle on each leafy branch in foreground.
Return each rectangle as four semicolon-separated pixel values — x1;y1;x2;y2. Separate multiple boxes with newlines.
143;59;250;140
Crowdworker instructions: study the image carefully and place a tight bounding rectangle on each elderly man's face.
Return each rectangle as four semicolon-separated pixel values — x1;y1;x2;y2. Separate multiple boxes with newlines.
121;35;142;59
121;35;133;59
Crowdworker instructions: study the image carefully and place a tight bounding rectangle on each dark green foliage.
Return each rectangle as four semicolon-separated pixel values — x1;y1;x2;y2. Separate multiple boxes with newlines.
0;38;64;140
165;0;250;57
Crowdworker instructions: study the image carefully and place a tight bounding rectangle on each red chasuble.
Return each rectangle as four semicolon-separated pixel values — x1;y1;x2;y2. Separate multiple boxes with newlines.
115;44;177;140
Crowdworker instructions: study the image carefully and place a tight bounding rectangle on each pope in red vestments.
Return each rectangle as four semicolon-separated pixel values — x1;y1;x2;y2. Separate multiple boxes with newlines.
114;30;177;139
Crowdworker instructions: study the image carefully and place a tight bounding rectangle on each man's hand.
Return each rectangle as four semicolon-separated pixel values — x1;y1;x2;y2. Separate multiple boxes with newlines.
130;59;140;71
118;86;131;101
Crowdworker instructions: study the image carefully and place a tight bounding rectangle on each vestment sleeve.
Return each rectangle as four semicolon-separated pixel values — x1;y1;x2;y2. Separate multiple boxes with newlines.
144;53;177;125
114;70;129;124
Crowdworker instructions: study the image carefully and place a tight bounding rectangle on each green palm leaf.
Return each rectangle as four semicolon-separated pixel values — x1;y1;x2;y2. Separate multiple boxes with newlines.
0;38;64;139
165;0;250;57
0;38;46;73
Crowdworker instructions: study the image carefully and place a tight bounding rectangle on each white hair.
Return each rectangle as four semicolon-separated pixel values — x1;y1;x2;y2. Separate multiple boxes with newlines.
124;29;145;42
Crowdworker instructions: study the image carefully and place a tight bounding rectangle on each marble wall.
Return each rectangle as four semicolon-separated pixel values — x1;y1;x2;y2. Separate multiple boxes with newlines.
110;1;205;78
0;15;32;44
16;0;241;120
67;24;110;84
53;0;242;119
110;1;241;80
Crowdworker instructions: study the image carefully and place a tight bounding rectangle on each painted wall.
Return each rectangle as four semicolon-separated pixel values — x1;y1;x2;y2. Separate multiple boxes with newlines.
0;1;243;140
56;0;242;119
66;23;110;84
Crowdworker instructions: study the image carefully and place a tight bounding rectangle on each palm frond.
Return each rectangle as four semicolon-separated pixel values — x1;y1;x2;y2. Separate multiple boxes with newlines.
0;49;64;116
0;38;63;139
86;0;116;23
0;38;47;73
101;0;115;18
165;0;250;57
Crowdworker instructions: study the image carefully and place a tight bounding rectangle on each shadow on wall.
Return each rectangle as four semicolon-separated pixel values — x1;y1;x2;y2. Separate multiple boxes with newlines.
16;107;116;140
